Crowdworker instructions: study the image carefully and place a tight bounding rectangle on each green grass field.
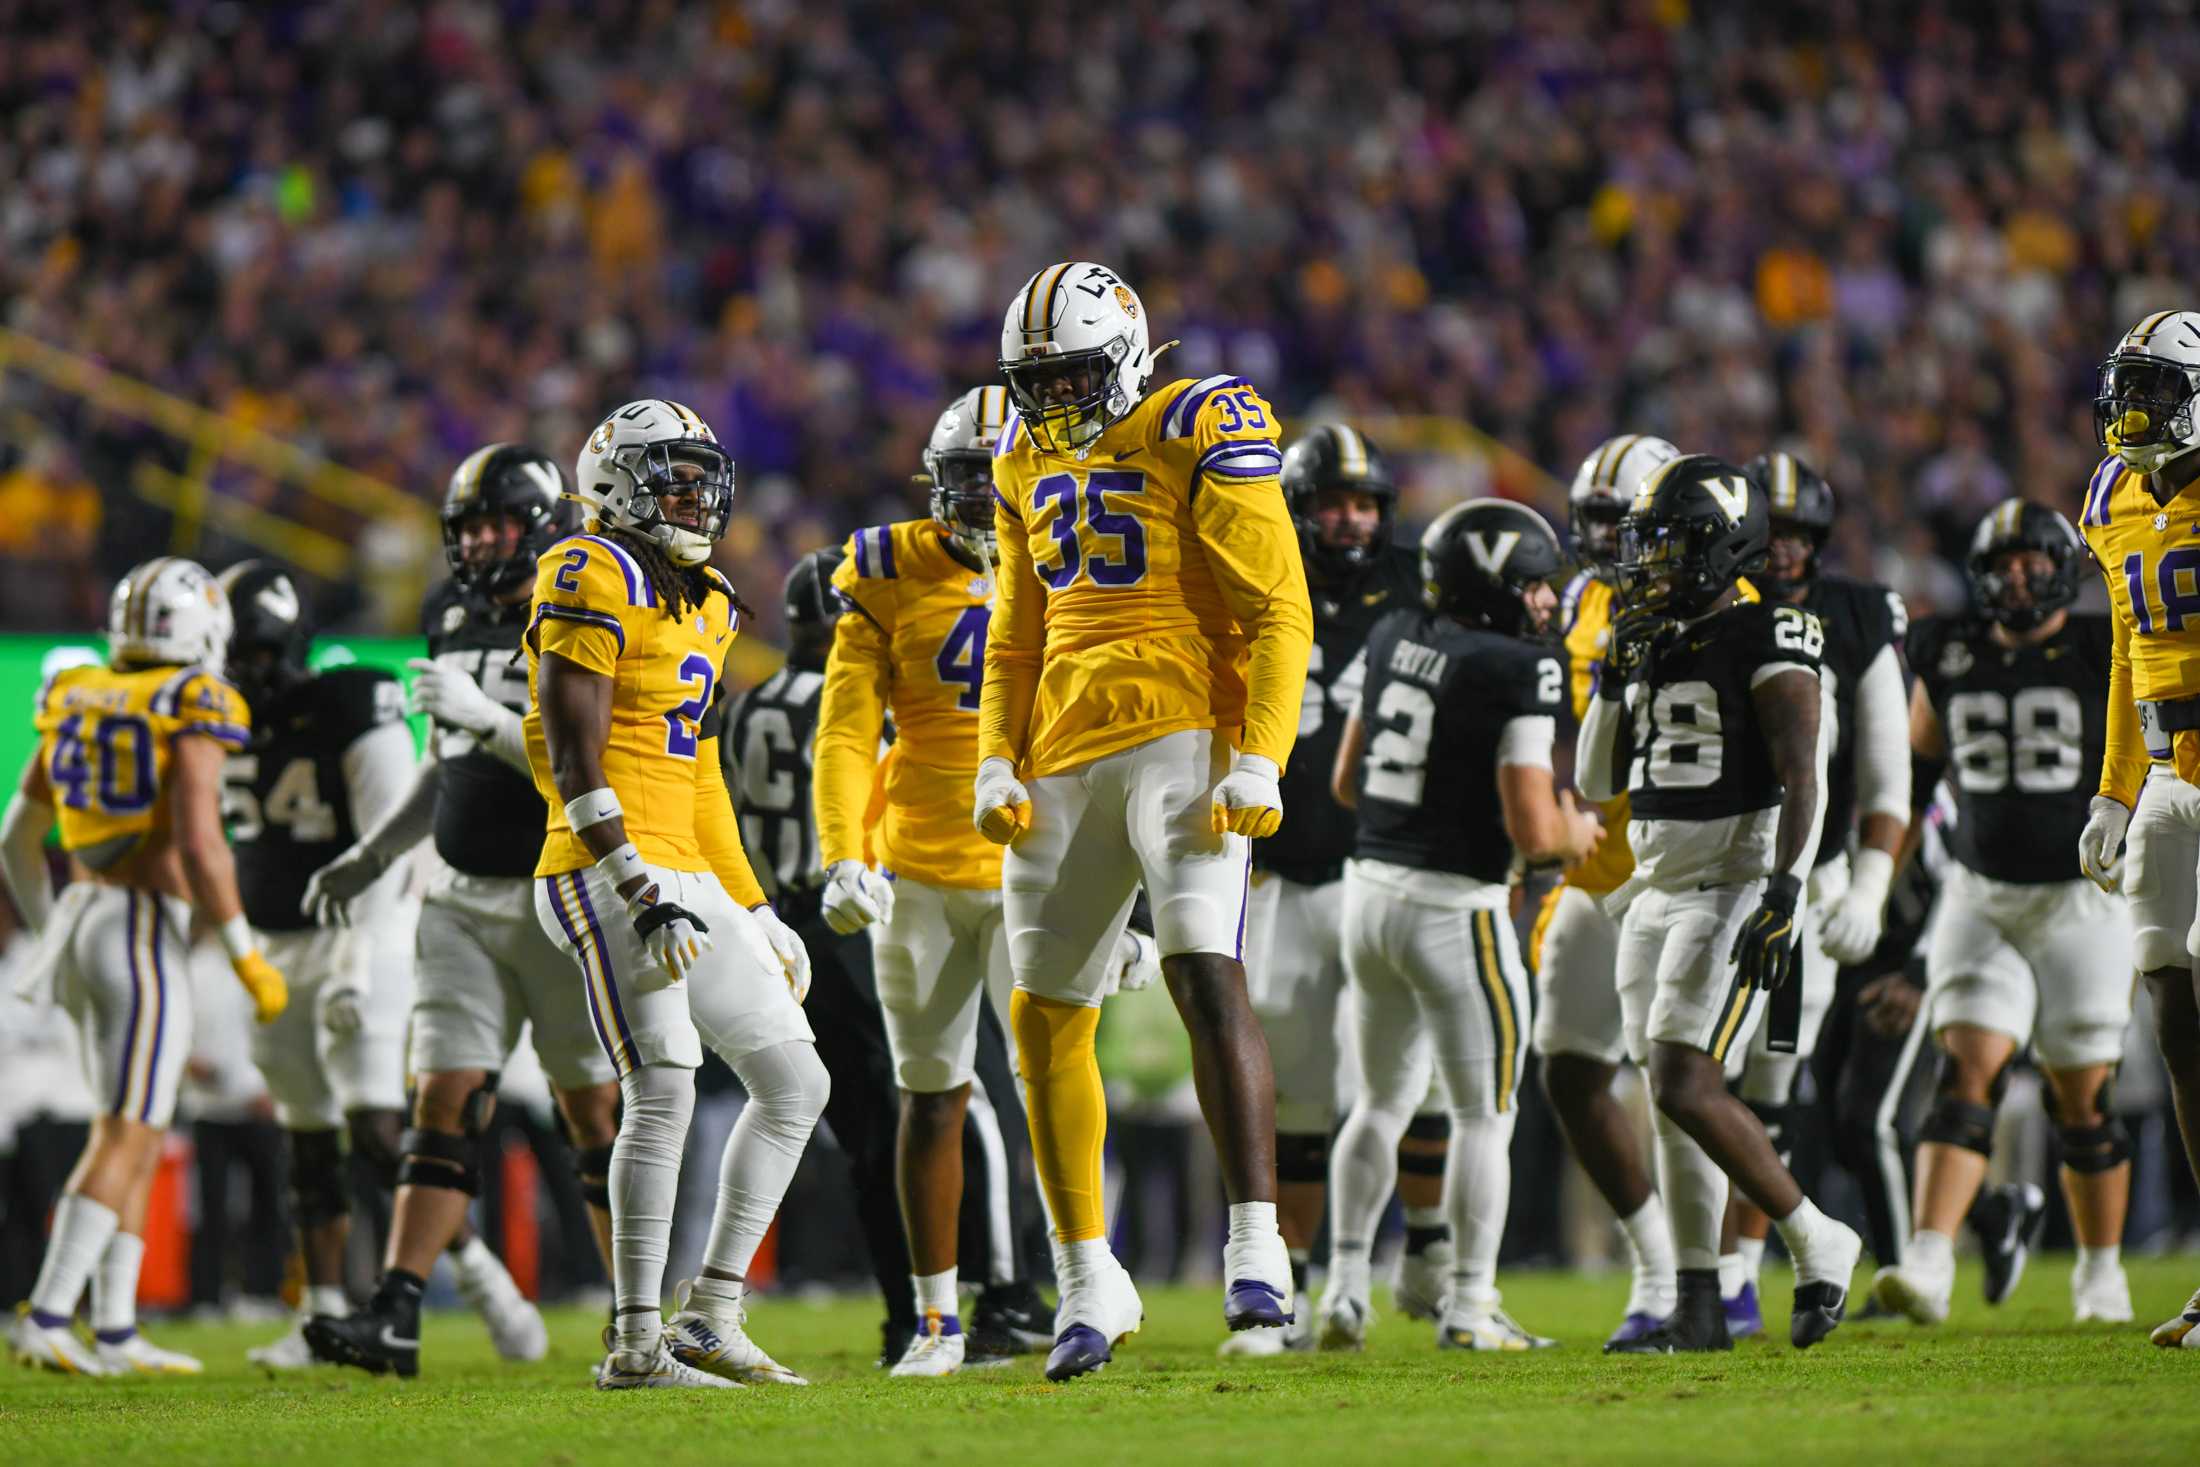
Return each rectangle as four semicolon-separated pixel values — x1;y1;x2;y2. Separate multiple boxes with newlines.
8;1255;2197;1466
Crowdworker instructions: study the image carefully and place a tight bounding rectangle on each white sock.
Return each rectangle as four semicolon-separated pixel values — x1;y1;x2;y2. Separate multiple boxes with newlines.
702;1042;828;1280
1328;1100;1410;1260
91;1231;145;1337
29;1193;119;1323
1060;1236;1113;1277
1718;1251;1747;1301
1444;1111;1515;1312
914;1268;958;1318
1907;1229;1955;1277
687;1273;744;1318
306;1284;350;1320
1227;1200;1278;1246
612;1064;696;1350
1617;1198;1676;1312
2076;1244;2122;1275
449;1235;498;1291
1652;1111;1727;1273
1326;1240;1371;1301
1773;1197;1842;1280
1737;1235;1766;1288
1403;1204;1446;1233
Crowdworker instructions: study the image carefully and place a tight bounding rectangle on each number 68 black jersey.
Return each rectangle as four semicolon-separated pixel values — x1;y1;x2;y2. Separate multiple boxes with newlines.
1621;600;1824;884
1907;612;2110;885
1345;607;1565;885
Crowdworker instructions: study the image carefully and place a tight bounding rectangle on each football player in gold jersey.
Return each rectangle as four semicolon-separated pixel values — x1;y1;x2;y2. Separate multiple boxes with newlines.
2076;309;2200;1346
976;261;1315;1379
2;559;286;1376
527;399;826;1390
817;385;1147;1375
1534;433;1684;1349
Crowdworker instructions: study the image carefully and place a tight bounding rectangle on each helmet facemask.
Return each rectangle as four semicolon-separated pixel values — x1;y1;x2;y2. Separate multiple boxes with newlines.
623;442;734;566
927;450;998;563
2096;353;2200;472
1001;343;1127;453
1571;502;1625;569
1617;516;1730;618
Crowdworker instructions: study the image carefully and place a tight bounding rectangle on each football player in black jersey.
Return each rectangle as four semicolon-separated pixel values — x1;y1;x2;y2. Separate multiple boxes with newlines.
1319;498;1600;1352
1873;500;2134;1327
1577;455;1862;1353
727;549;1061;1367
1226;424;1453;1355
211;559;500;1369
300;446;608;1379
1718;453;1912;1334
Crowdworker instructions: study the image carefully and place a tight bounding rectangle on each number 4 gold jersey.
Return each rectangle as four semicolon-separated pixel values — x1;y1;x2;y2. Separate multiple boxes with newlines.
34;661;251;868
980;375;1315;778
814;519;999;890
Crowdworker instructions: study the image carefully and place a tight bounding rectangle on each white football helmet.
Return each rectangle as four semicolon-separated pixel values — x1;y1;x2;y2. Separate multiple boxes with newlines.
922;385;1010;561
573;399;733;567
1569;434;1680;565
2096;310;2200;472
107;557;233;673
998;262;1155;452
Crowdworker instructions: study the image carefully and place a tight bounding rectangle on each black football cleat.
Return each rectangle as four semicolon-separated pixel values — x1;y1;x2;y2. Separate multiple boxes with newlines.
1608;1269;1731;1354
971;1279;1056;1353
304;1307;419;1379
1971;1182;2047;1307
1790;1280;1849;1349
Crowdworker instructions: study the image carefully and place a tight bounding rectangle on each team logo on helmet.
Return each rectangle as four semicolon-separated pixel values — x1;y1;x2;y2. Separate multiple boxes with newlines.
1114;285;1138;319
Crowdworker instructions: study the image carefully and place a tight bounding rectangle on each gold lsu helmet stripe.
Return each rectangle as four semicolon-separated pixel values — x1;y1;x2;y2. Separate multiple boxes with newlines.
1772;452;1798;512
1332;423;1368;478
1593;433;1641;489
980;385;1007;433
126;556;177;643
1022;262;1072;340
2131;309;2178;345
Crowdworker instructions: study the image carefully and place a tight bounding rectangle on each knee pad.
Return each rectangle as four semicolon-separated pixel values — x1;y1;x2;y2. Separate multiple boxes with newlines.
397;1126;482;1196
2042;1070;2116;1127
574;1143;615;1209
1397;1115;1449;1178
1276;1131;1331;1185
288;1128;349;1227
2058;1117;2134;1175
1919;1097;1997;1158
1404;1112;1452;1144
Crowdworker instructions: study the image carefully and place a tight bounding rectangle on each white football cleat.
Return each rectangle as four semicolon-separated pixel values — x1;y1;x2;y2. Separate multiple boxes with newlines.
1437;1302;1555;1352
596;1324;741;1391
456;1243;548;1362
11;1307;106;1376
1393;1238;1453;1323
95;1332;203;1375
1316;1287;1372;1352
246;1317;322;1369
1870;1261;1952;1326
664;1280;807;1385
1221;1228;1295;1332
1218;1308;1311;1357
889;1310;967;1377
2073;1262;2134;1324
1045;1252;1144;1381
2153;1285;2200;1347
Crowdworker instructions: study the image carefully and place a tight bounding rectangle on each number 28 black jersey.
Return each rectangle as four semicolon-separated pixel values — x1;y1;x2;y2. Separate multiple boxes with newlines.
1621;600;1824;886
1907;613;2109;885
422;580;545;879
1346;608;1565;885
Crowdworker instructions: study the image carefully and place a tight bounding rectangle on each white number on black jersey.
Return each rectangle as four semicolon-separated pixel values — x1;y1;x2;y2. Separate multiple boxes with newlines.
222;754;339;843
1945;686;2084;794
1628;679;1723;791
1773;605;1825;658
1363;681;1436;803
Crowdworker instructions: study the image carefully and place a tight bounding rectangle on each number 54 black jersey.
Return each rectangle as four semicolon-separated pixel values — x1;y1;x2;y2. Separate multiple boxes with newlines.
1907;613;2110;885
1344;608;1566;885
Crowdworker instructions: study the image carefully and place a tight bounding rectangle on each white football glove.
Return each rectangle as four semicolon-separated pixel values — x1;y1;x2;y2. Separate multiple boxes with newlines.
1105;927;1160;997
2078;795;2131;893
749;903;812;1002
625;883;712;991
406;656;505;734
320;965;367;1039
1210;753;1283;839
301;843;389;928
973;756;1032;845
1817;849;1893;966
821;859;895;935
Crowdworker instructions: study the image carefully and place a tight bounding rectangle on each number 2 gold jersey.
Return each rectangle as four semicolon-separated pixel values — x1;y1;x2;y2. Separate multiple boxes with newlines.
522;531;760;902
1557;572;1636;897
2078;454;2200;802
980;374;1315;778
34;661;251;867
814;519;999;890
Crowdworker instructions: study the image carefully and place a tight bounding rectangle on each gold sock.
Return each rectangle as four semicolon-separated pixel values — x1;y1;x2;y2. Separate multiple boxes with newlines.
1011;989;1108;1242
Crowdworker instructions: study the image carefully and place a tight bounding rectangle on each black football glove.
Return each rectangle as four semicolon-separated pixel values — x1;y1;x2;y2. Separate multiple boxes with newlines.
1730;872;1803;991
1601;602;1671;693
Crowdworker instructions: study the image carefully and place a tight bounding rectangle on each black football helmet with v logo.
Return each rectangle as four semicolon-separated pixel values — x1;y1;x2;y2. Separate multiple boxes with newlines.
1616;453;1768;617
1420;497;1565;637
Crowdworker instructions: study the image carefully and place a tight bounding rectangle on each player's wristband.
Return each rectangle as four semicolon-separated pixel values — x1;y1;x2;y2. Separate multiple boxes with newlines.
595;842;647;892
216;914;257;963
565;787;623;833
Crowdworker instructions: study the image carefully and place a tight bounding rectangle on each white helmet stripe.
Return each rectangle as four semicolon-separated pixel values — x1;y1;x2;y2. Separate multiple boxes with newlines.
1595;434;1640;487
1775;453;1796;511
1333;424;1367;478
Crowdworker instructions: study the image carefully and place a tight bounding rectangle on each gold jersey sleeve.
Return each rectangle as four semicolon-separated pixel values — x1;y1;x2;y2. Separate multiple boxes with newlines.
523;533;744;876
35;661;251;864
817;520;1002;890
978;375;1313;777
2079;454;2200;797
1556;574;1635;896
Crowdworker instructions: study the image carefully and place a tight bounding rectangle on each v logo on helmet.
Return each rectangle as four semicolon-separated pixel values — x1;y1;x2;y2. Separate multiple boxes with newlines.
255;578;299;624
1463;529;1522;575
1703;474;1751;526
519;461;562;502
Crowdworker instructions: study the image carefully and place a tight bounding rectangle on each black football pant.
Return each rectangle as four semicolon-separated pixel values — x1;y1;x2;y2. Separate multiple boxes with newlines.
1810;967;1931;1264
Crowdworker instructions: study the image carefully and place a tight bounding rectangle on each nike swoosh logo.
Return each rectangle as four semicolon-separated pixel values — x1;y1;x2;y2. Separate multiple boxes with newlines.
1114;447;1146;461
381;1326;419;1350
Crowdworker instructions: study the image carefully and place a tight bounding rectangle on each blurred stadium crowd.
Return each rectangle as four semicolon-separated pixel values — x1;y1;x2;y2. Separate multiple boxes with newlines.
3;0;2197;637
